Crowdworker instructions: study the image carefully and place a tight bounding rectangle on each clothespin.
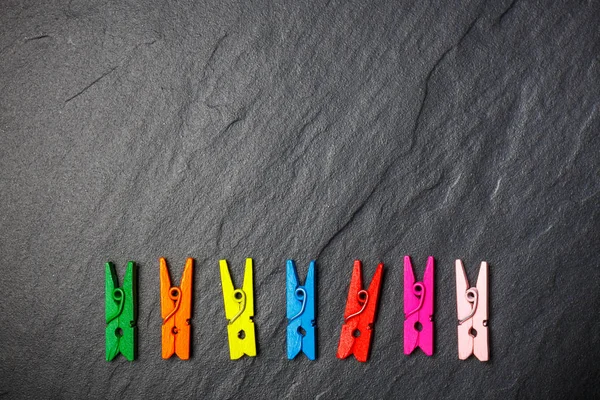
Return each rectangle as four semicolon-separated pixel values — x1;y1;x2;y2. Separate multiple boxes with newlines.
286;260;316;360
337;260;384;362
219;258;256;359
105;261;137;361
404;256;434;356
160;257;193;360
455;259;489;361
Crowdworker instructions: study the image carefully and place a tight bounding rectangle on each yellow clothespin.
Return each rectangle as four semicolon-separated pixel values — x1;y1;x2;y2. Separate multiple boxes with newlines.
219;258;256;359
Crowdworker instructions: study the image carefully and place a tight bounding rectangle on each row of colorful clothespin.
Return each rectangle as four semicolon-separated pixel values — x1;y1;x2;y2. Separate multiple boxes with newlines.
106;256;489;363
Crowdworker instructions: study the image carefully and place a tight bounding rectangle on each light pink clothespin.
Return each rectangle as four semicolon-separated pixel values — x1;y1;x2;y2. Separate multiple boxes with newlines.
455;260;489;361
404;256;434;356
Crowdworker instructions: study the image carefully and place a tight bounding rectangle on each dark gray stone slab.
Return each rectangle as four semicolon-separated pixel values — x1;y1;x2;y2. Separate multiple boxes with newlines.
1;0;598;398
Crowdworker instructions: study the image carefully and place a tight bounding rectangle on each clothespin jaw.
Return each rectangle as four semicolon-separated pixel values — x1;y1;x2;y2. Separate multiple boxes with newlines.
160;257;193;360
219;258;256;360
455;260;489;361
337;260;384;362
286;260;316;360
105;261;136;361
403;256;434;356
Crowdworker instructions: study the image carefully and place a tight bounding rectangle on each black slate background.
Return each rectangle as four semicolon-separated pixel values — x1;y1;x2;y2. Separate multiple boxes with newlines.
1;0;599;399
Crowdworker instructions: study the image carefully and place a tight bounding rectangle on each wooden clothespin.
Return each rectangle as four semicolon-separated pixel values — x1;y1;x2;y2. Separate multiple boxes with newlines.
105;261;137;361
337;260;384;362
219;258;256;359
286;260;316;360
160;257;193;360
455;259;489;361
404;255;434;356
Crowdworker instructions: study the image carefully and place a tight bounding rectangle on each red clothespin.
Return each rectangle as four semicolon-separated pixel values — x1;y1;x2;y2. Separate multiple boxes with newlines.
337;260;384;362
404;255;434;356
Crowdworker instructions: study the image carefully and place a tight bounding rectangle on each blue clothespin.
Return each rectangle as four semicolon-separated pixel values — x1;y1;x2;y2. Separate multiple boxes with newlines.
286;260;316;360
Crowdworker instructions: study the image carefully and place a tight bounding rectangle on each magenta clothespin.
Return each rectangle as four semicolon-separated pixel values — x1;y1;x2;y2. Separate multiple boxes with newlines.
403;256;434;356
455;260;489;361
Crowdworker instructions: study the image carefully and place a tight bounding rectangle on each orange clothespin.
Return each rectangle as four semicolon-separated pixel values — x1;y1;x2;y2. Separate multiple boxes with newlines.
160;257;193;360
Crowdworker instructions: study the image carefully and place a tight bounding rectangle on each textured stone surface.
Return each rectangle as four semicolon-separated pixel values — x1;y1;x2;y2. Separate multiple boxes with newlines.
1;0;599;398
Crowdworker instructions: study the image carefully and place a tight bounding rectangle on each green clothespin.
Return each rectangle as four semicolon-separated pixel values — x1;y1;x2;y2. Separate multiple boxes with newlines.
105;261;137;361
